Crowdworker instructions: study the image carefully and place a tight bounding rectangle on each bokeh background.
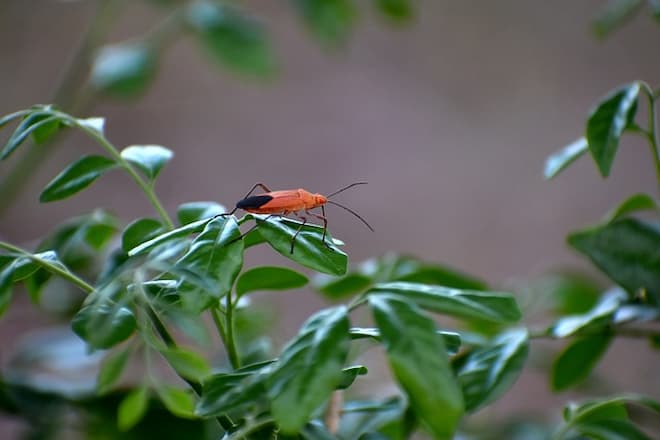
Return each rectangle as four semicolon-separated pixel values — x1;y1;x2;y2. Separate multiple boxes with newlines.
1;0;659;437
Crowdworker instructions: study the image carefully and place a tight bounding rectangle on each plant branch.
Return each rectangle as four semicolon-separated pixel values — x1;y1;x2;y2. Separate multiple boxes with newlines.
640;82;660;192
529;325;660;341
0;0;121;217
225;416;275;440
0;241;93;293
225;291;241;369
70;116;175;229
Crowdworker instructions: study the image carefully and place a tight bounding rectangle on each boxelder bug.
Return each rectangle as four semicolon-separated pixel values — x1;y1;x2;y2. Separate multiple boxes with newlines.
221;182;373;253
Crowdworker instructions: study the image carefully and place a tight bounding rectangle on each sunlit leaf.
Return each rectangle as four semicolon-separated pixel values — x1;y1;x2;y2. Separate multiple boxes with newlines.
120;145;173;181
586;82;640;177
544;137;589;179
91;43;158;97
550;289;626;338
369;282;521;323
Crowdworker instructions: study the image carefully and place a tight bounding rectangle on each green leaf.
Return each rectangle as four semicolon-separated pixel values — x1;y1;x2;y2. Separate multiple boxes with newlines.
97;348;131;394
349;327;462;355
268;306;350;433
1;111;64;160
77;117;105;135
254;216;348;275
586;82;640;177
120;145;173;180
196;361;273;417
118;387;149;431
71;287;137;349
552;332;613;391
357;254;487;289
592;0;644;39
559;395;660;440
573;419;652;440
177;201;226;225
550;289;626;337
30;113;63;144
337;365;368;389
157;385;196;419
301;422;337;440
613;304;660;324
187;1;275;76
161;347;211;382
568;218;660;301
128;219;208;256
339;398;407;440
651;0;660;20
122;218;165;253
175;217;243;301
0;267;14;317
370;295;463;439
236;266;308;297
91;43;158;97
40;155;117;202
0;110;29;131
605;193;658;222
294;0;357;44
544;137;589;179
369;282;521;323
455;328;529;412
375;0;413;22
314;273;372;299
5;251;56;281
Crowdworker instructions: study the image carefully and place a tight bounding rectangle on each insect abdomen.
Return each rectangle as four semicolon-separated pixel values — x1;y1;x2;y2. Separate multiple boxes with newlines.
236;195;274;210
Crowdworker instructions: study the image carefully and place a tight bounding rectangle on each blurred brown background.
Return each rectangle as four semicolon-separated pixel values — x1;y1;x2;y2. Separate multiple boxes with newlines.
1;0;659;434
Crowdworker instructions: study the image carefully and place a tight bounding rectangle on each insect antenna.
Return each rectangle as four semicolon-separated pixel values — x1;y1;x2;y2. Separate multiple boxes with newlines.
326;181;368;199
326;200;374;232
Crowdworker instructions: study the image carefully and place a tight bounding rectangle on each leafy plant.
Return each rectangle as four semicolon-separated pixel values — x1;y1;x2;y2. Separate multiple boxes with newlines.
2;6;660;439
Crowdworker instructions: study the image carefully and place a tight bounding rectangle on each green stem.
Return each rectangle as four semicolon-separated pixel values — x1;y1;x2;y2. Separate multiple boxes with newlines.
225;291;241;369
70;116;175;229
640;82;660;192
0;241;93;293
225;416;275;440
149;305;236;431
528;325;660;340
347;293;368;312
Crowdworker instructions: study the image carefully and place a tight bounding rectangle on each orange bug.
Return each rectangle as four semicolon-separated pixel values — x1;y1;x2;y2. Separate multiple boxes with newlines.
223;182;374;253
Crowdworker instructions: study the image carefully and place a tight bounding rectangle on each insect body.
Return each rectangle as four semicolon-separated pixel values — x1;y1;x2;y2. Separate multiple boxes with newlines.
225;182;373;253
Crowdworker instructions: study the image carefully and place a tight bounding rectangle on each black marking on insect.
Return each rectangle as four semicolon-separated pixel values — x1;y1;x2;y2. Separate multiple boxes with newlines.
236;194;274;210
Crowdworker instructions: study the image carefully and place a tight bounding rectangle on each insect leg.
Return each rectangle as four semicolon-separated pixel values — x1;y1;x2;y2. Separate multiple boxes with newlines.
307;206;332;250
289;213;307;254
223;214;275;247
215;182;273;218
